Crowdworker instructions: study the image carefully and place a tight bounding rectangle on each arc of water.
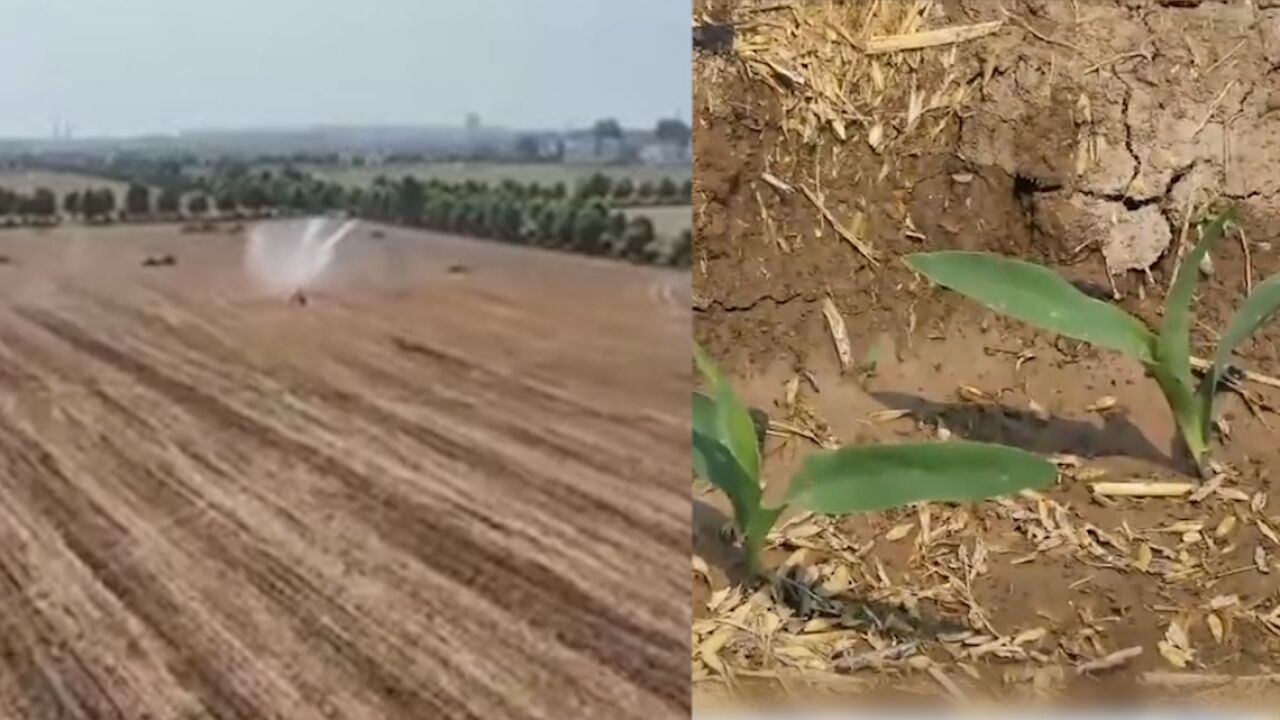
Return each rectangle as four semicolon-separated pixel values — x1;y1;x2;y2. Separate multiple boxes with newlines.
305;217;325;244
244;217;360;295
318;220;358;255
300;216;326;249
304;219;358;282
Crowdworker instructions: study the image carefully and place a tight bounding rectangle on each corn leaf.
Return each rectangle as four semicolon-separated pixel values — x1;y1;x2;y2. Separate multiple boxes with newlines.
1197;271;1280;443
691;391;717;483
1160;214;1229;381
693;344;761;488
906;252;1156;363
693;347;766;542
783;441;1056;514
693;428;762;534
1157;212;1231;462
693;389;780;573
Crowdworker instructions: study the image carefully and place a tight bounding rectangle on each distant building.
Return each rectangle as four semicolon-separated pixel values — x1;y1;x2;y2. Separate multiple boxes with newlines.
562;131;624;164
535;134;564;160
639;140;692;166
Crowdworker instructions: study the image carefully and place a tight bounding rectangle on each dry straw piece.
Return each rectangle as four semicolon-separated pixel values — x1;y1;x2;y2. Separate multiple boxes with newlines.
863;19;1003;54
802;185;877;265
1091;482;1195;498
1076;646;1143;674
821;297;854;371
732;0;989;152
692;467;1280;702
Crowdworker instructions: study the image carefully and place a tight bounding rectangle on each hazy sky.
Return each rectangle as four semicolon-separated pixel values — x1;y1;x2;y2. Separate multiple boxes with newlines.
0;0;691;138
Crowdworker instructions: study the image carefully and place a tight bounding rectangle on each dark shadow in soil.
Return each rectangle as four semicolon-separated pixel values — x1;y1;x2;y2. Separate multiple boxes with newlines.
778;573;967;640
693;498;753;585
870;390;1185;473
695;498;974;641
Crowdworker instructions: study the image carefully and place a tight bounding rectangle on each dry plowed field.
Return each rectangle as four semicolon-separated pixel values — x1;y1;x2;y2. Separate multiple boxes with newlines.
0;222;689;719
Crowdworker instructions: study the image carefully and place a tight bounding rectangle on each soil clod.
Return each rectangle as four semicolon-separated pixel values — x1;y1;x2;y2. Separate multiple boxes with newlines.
141;254;176;267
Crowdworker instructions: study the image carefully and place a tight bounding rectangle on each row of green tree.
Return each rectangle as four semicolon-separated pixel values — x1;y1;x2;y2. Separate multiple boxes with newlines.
1;172;691;267
349;175;688;266
190;168;691;265
0;187;57;221
0;186;123;223
576;174;691;206
197;164;690;206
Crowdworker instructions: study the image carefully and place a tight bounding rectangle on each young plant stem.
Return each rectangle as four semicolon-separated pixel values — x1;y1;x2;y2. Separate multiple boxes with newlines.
1153;365;1210;478
743;505;784;578
1188;445;1211;480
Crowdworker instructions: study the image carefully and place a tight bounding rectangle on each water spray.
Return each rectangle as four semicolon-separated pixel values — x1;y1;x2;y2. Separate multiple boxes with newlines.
244;217;359;302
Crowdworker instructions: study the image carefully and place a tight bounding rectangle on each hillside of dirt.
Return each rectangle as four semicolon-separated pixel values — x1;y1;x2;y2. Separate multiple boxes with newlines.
0;222;690;719
693;0;1280;708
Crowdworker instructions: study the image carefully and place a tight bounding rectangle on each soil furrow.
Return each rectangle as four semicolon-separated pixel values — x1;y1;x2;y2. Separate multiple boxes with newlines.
0;414;267;720
62;288;688;598
25;308;686;712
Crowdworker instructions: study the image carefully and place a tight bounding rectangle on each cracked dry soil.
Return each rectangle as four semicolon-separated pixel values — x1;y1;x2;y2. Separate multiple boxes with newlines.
693;0;1280;708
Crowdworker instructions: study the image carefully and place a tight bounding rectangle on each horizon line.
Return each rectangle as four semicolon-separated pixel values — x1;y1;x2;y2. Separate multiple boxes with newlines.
0;115;691;145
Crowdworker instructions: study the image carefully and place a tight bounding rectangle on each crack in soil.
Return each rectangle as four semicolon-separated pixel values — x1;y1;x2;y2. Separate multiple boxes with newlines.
1238;80;1262;114
1224;187;1280;201
1120;83;1142;198
694;291;808;313
1080;160;1199;211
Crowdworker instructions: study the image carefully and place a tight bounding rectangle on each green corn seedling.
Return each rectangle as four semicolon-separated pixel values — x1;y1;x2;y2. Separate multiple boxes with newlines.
692;344;1056;576
906;209;1280;477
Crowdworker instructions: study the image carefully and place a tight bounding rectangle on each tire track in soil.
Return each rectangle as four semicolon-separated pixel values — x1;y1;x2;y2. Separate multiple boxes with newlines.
146;280;688;450
84;436;493;720
96;275;689;469
390;334;683;443
0;225;688;719
0;548;126;720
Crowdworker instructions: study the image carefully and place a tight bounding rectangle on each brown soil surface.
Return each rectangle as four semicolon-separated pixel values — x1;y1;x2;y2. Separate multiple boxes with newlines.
0;222;689;719
693;0;1280;708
